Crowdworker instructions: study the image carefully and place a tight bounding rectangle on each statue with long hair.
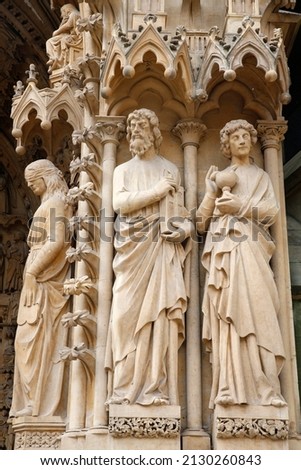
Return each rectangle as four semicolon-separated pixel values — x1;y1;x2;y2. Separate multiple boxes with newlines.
10;160;72;418
197;120;286;408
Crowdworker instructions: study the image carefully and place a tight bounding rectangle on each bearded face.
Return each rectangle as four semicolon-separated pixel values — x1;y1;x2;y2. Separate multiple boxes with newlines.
129;117;155;158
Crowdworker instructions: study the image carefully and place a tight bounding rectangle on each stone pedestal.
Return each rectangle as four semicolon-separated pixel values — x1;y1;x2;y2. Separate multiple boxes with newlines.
182;429;211;450
61;427;110;450
12;416;66;450
62;405;182;450
213;405;289;450
108;404;181;450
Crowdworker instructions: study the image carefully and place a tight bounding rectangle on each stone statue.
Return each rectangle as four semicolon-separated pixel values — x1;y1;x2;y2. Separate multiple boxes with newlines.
196;119;286;408
10;160;72;418
46;3;81;72
4;231;28;293
105;108;192;406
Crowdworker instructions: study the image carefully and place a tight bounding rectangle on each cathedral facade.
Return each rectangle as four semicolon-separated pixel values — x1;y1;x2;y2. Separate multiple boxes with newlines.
0;0;301;450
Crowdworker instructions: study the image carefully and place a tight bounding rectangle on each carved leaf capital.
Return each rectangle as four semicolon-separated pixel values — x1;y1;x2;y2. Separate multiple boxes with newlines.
173;120;207;147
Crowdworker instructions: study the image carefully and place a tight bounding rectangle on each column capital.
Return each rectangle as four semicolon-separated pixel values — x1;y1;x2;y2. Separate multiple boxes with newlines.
172;119;207;148
256;120;288;151
95;116;126;146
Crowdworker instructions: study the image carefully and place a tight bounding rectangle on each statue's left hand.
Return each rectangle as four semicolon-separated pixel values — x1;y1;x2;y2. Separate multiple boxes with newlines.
22;273;38;307
161;219;193;242
215;191;242;215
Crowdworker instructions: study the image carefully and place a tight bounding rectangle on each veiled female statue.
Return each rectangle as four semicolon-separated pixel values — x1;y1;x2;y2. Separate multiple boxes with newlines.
10;160;71;418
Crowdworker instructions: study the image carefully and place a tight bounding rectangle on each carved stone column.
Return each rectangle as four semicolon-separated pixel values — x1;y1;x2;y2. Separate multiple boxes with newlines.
66;129;100;434
93;117;126;429
173;119;210;449
257;120;300;436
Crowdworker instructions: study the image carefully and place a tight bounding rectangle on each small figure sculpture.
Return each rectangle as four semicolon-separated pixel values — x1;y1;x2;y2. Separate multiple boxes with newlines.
13;80;24;98
46;3;81;72
105;108;192;406
4;231;28;293
10;160;71;418
196;119;286;408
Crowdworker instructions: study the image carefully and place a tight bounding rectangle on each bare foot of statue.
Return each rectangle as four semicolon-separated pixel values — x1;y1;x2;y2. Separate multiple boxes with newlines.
271;397;286;407
153;398;169;406
105;397;130;405
15;405;33;417
215;395;235;406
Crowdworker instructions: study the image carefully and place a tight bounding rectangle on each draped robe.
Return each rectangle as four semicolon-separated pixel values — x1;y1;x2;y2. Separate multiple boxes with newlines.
201;163;286;408
10;196;70;417
105;155;190;405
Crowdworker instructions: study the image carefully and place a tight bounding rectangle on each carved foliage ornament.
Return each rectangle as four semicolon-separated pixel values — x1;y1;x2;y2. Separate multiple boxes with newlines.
216;417;289;440
14;431;62;449
109;417;180;438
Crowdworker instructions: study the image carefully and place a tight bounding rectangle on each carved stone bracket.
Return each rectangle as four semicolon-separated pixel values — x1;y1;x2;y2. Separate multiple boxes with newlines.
61;310;96;347
216;417;289;440
257;120;288;151
69;215;101;249
66;182;101;216
109;417;181;438
66;244;99;279
75;83;99;115
70;153;102;188
63;275;98;314
59;343;95;384
72;127;102;160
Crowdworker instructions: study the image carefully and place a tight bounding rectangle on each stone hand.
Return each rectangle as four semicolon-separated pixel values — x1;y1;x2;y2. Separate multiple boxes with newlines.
22;273;38;307
154;176;178;199
205;165;219;197
161;219;193;242
215;191;242;214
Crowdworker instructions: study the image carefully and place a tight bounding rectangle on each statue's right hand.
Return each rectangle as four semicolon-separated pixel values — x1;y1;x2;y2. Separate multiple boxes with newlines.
205;165;219;197
154;176;178;199
23;273;38;307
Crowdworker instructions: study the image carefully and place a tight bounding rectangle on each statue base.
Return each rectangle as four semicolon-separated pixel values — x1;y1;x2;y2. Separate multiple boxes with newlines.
108;404;181;449
212;404;289;450
12;416;66;450
181;428;211;450
61;405;181;450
